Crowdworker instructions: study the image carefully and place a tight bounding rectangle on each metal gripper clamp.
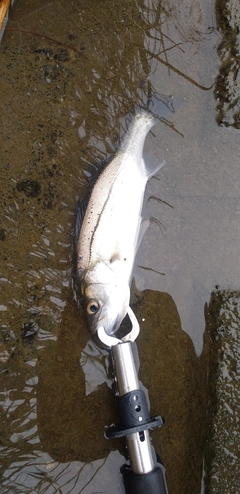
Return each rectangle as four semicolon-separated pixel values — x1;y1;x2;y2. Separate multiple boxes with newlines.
97;307;168;494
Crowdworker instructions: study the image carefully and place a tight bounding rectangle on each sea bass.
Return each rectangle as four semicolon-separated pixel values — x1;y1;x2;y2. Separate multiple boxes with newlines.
74;95;177;335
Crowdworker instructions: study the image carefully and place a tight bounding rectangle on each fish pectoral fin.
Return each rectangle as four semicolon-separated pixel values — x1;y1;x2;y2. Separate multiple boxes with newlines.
109;253;121;264
136;220;150;252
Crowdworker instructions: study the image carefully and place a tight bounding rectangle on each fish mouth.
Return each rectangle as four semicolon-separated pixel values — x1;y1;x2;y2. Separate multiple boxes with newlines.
84;301;126;335
109;312;127;335
97;308;127;336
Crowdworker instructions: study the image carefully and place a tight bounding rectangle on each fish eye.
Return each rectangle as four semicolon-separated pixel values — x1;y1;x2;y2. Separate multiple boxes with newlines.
86;300;99;315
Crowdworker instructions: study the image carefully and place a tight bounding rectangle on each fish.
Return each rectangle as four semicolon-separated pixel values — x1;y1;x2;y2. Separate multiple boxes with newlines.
74;94;179;335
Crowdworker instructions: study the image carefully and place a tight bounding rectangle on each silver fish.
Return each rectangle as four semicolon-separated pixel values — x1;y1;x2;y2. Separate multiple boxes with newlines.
74;95;178;335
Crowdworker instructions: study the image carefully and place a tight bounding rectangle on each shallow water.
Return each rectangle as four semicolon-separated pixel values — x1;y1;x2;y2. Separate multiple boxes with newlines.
0;0;239;493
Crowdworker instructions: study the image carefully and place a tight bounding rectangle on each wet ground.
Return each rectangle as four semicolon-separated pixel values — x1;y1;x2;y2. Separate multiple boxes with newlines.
0;0;240;493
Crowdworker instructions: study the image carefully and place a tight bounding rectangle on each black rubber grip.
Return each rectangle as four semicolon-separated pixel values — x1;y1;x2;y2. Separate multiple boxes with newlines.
123;464;168;494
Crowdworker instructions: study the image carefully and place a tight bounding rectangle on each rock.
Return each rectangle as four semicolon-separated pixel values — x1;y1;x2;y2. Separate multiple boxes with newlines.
215;0;240;128
205;289;240;493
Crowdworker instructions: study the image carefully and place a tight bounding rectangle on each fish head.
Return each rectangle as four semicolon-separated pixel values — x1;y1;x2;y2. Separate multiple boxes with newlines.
80;267;130;335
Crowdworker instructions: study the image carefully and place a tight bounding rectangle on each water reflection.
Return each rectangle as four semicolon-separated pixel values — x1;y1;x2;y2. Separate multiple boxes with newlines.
80;340;111;396
1;449;125;494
